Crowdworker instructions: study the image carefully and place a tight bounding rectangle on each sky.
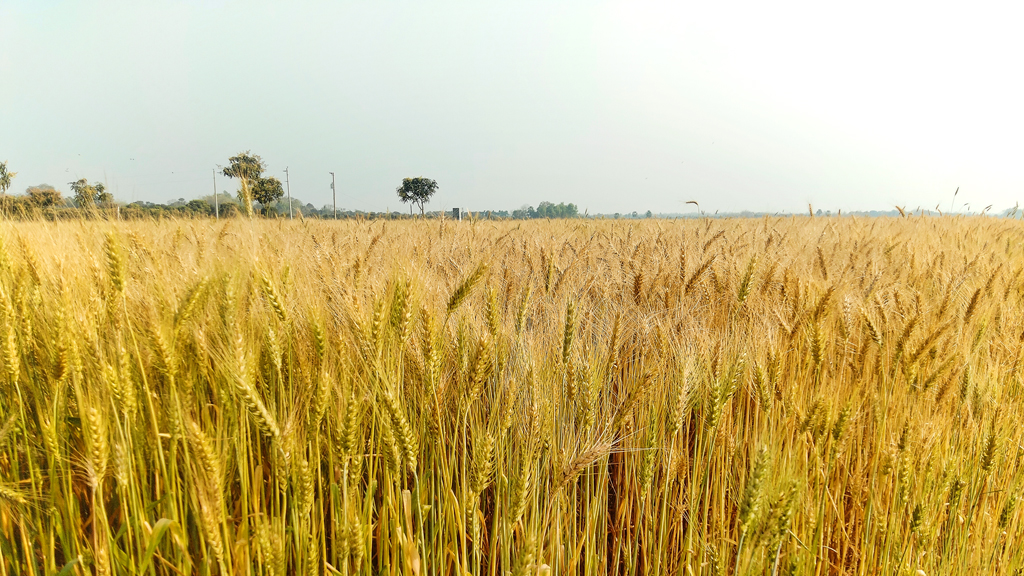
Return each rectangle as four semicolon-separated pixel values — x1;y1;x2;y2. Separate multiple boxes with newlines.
1;0;1023;215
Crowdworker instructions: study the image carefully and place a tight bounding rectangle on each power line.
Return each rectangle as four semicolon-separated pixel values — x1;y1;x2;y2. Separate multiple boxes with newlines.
121;177;213;186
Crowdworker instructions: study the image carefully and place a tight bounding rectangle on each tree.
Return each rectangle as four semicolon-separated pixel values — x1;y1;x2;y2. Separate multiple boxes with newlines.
515;201;578;219
69;178;108;208
222;151;267;217
396;177;438;216
26;184;63;208
0;161;16;216
252;176;284;211
185;199;212;215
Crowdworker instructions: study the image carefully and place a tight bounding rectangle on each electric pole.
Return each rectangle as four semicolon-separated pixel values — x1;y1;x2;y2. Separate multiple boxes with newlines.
330;172;336;220
285;166;292;219
212;168;219;219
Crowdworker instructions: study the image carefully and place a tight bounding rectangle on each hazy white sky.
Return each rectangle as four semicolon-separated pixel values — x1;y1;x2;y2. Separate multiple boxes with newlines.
2;0;1022;214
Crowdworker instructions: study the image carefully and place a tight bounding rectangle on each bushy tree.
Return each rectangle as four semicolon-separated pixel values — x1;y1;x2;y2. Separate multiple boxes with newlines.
396;177;438;216
26;184;63;208
252;176;284;210
185;199;212;215
0;162;15;215
515;201;579;219
69;179;111;208
222;151;283;217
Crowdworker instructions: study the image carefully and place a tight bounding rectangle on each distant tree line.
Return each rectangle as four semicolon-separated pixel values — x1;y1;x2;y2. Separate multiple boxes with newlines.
510;201;579;219
0;159;585;221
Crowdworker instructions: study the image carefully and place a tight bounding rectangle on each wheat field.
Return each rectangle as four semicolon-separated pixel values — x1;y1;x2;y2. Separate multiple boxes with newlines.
0;216;1021;575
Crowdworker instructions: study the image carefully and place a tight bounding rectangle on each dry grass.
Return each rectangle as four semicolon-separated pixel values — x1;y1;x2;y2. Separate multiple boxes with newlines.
0;215;1022;575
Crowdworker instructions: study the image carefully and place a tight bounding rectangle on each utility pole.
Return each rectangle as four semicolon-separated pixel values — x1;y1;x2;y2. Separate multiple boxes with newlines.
330;172;336;220
284;166;292;219
212;168;219;219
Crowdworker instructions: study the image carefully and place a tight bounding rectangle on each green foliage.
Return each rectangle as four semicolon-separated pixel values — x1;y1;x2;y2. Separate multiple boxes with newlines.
185;198;212;215
221;150;264;183
396;177;439;215
220;202;240;217
26;184;63;208
0;161;15;197
222;151;264;217
68;178;110;208
252;176;284;207
221;151;284;217
511;201;579;219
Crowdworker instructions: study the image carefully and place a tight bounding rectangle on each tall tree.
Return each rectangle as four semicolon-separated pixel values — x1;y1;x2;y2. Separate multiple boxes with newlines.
0;161;16;216
69;179;109;208
396;177;438;216
222;151;281;217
